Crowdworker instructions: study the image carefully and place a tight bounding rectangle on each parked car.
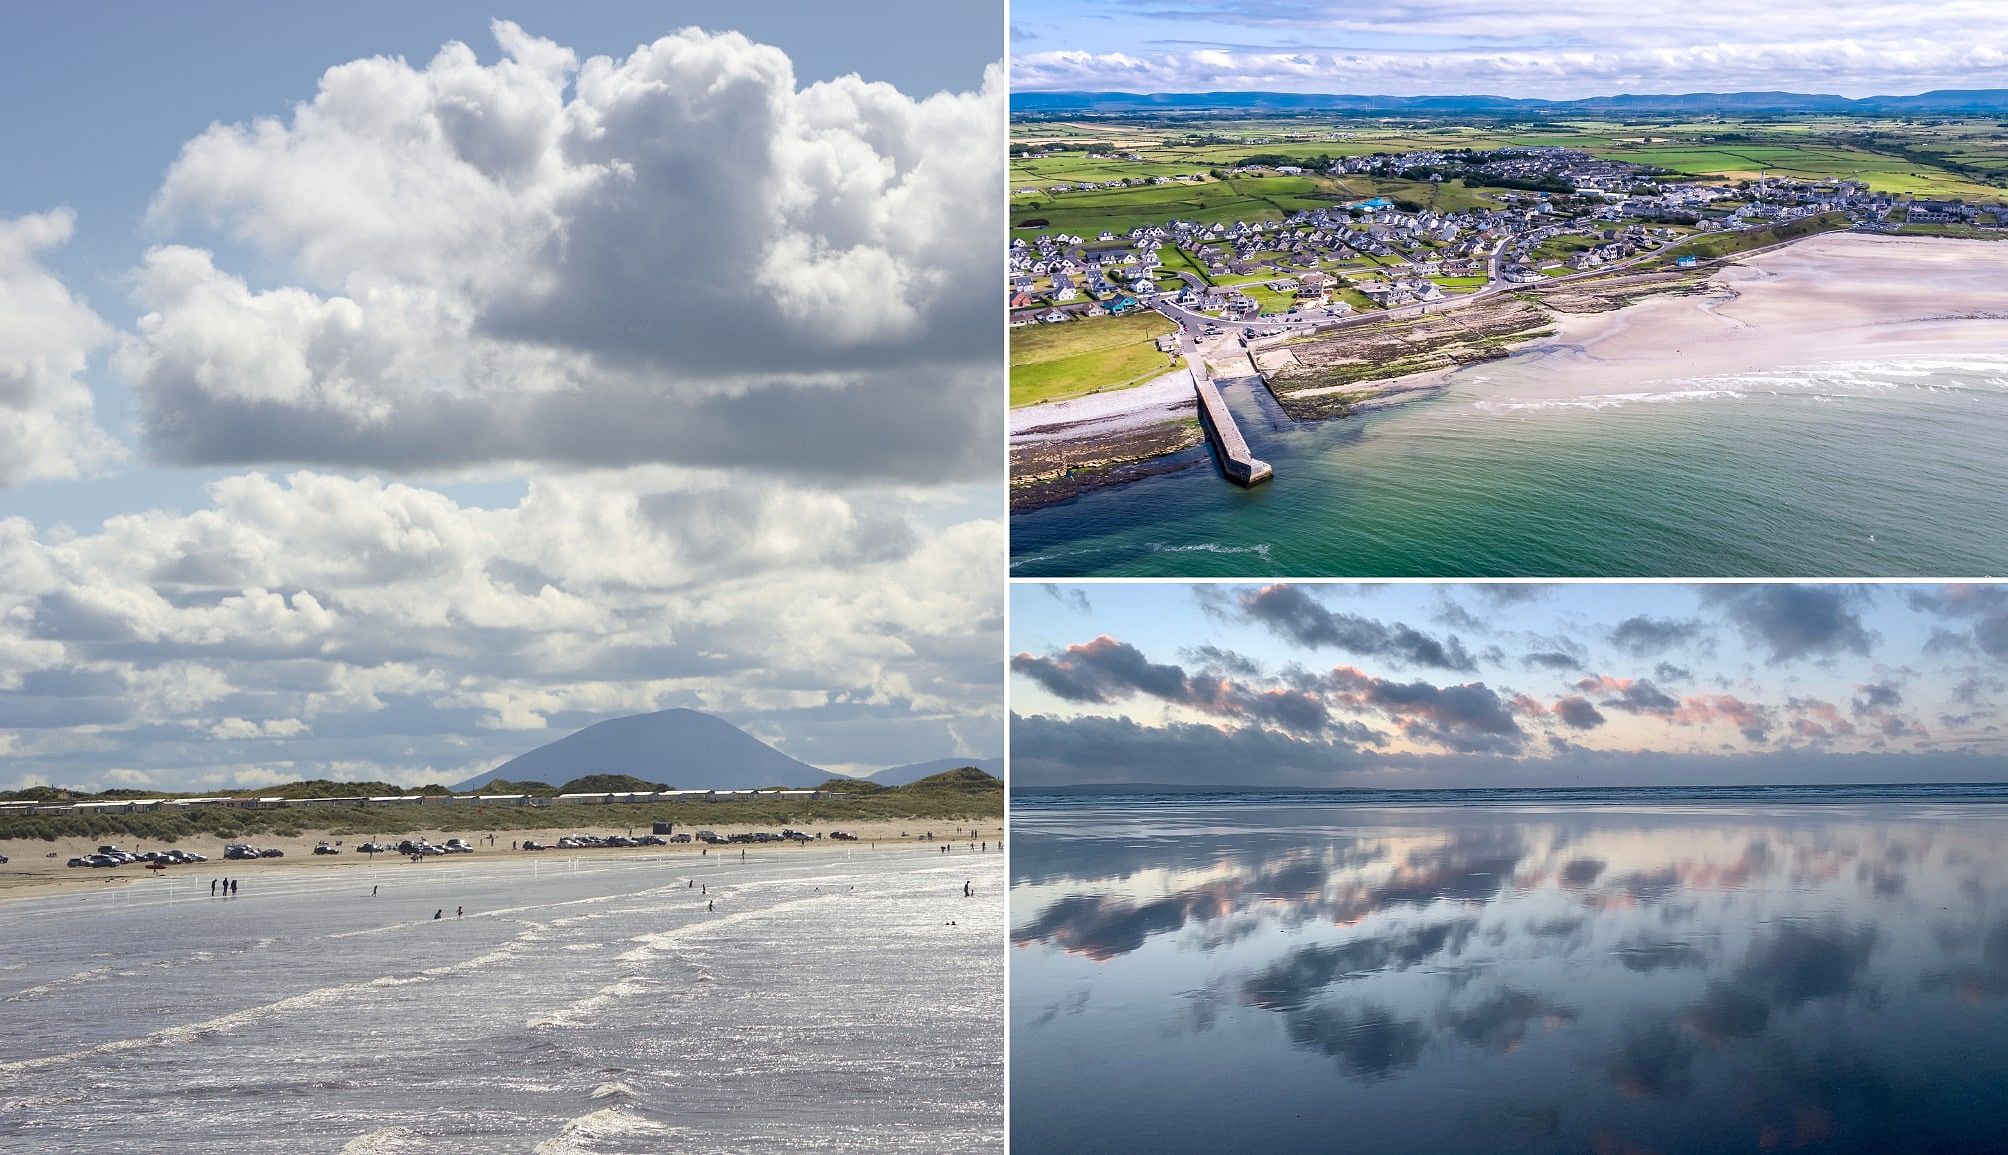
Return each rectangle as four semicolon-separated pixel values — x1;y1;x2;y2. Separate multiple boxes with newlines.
259;848;285;858
668;834;692;844
312;844;340;855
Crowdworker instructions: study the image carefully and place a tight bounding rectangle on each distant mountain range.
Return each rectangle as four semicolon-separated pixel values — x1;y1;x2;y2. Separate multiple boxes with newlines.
449;708;998;793
1010;89;2008;116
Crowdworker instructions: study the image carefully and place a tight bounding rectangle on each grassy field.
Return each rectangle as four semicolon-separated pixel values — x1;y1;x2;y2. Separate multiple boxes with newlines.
0;771;1004;843
1010;115;2008;223
1011;310;1181;407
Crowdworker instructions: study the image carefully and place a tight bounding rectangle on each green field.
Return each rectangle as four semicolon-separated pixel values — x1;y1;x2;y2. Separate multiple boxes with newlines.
1011;115;2008;219
1011;310;1181;407
1650;212;1853;265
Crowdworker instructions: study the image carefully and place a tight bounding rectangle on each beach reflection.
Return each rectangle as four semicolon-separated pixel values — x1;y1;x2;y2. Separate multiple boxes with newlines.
1010;802;2008;1153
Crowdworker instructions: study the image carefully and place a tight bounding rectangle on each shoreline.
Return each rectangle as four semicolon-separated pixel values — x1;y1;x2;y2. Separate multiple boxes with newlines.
1008;232;2008;513
0;817;1003;907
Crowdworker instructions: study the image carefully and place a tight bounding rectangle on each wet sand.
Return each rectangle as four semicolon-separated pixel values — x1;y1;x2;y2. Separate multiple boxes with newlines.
1464;233;2008;406
0;817;1003;905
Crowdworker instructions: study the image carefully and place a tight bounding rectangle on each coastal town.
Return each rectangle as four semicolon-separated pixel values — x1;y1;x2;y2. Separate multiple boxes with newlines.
1007;124;2008;520
1011;144;2004;331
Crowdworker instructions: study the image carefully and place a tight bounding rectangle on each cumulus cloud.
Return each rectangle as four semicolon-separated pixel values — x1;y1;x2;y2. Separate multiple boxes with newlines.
123;23;1003;481
0;470;1002;788
0;210;122;486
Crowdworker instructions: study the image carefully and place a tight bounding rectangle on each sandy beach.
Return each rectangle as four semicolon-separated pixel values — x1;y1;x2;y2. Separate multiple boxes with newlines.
1011;364;1198;442
0;816;1004;906
1461;233;2008;407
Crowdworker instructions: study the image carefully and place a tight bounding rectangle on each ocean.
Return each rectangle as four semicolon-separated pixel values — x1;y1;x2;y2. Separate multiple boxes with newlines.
1010;790;2008;1153
0;846;1003;1153
1009;352;2008;577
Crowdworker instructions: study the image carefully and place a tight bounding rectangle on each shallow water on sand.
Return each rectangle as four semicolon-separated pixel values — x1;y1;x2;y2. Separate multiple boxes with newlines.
0;846;1003;1152
1010;798;2008;1154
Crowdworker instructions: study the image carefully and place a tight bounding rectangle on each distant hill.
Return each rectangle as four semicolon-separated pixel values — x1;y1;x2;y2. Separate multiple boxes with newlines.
1010;88;2008;116
865;757;1003;787
451;709;827;793
899;767;1004;792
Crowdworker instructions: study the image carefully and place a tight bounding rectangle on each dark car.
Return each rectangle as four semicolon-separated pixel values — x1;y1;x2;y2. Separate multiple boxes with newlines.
259;848;285;858
312;845;340;855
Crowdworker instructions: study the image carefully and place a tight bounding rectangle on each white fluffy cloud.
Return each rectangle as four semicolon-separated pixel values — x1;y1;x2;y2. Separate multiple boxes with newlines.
1013;0;2008;98
0;469;1003;789
126;23;1004;480
0;209;121;486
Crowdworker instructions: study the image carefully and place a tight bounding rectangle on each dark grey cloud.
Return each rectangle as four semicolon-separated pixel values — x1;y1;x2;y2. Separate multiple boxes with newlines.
1654;662;1693;684
1522;650;1582;671
1579;675;1680;715
1322;667;1526;754
1009;712;1388;788
1010;635;1189;704
1238;584;1477;671
1911;586;2008;662
1704;585;1876;664
1554;696;1607;730
1852;681;1903;716
1610;614;1704;656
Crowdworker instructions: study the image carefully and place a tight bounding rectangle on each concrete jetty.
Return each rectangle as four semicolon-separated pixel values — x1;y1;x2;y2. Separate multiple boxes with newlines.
1183;334;1272;487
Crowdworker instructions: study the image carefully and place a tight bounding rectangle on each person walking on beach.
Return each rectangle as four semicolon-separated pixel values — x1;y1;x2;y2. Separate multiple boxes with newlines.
231;879;238;896
371;885;378;897
456;906;463;918
964;880;973;898
707;900;714;913
210;879;217;897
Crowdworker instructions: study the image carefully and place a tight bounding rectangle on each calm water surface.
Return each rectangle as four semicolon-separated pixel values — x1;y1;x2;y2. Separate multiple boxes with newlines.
1011;796;2008;1153
0;847;1002;1153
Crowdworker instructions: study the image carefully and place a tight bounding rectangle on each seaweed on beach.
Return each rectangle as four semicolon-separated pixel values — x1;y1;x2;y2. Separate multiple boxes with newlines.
1011;417;1207;511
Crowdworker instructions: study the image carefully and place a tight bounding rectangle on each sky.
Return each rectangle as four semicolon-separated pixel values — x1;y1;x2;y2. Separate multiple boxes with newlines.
1011;583;2008;789
1009;1;2008;99
0;3;1006;791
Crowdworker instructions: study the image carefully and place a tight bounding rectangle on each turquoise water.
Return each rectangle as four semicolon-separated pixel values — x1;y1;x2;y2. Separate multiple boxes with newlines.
1010;353;2008;577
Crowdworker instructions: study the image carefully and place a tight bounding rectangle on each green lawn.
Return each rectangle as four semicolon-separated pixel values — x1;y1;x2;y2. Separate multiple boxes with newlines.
1011;311;1182;408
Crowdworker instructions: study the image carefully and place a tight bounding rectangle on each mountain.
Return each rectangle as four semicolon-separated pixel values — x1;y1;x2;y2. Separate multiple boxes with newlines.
451;709;827;793
865;757;1004;787
1009;88;2008;116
